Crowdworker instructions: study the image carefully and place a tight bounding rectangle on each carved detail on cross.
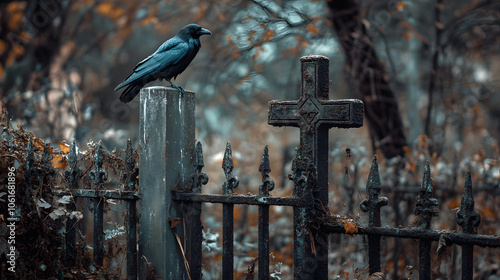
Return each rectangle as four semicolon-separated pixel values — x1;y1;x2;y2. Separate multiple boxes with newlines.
268;56;363;131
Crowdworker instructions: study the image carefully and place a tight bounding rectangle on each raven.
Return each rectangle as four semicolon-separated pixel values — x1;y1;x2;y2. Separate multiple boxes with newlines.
115;24;211;103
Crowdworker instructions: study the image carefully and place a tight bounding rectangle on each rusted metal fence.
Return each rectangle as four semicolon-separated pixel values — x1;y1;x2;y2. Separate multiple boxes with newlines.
4;54;499;279
172;55;500;280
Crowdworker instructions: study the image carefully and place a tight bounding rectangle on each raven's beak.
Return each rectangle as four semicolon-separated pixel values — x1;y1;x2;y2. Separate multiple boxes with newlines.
199;28;212;36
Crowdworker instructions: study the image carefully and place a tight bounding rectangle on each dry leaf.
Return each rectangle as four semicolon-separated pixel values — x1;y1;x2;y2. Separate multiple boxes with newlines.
396;2;406;11
344;219;358;234
169;217;183;228
58;141;70;153
52;155;68;169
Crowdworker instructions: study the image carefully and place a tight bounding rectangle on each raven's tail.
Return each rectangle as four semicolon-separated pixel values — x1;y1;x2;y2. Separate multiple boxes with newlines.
119;83;143;103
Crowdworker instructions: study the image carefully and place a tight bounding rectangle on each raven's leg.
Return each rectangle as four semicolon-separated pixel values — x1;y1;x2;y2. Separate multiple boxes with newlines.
166;79;185;93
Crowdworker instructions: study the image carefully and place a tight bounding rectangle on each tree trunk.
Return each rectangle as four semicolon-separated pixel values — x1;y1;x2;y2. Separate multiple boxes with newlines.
327;1;407;159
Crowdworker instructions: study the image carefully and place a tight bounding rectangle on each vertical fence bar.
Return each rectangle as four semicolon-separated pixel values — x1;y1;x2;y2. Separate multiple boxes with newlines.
139;87;195;280
124;139;138;280
222;142;239;280
360;157;388;274
258;145;274;279
414;162;439;280
186;142;208;280
90;142;107;267
64;140;80;266
456;171;481;280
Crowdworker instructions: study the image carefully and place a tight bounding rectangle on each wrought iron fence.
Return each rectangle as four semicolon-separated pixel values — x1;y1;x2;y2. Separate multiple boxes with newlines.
1;54;499;280
172;55;500;280
53;139;139;279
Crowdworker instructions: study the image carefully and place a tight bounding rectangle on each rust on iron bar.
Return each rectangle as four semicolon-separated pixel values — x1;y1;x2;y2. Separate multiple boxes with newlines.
173;192;311;207
54;189;140;200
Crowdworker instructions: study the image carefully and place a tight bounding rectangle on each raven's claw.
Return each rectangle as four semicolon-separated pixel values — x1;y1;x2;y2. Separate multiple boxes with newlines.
167;79;184;93
174;85;185;93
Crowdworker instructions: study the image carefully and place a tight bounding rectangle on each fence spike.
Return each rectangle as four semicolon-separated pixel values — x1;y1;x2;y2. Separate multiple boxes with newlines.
457;171;481;234
65;139;80;189
259;145;275;195
360;156;388;274
192;141;209;192
222;142;239;194
259;145;271;174
366;155;381;192
414;161;438;279
360;156;388;222
222;142;234;173
414;161;439;229
90;141;108;189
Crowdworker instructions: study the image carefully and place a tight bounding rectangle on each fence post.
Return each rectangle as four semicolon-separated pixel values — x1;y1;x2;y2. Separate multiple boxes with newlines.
138;87;195;280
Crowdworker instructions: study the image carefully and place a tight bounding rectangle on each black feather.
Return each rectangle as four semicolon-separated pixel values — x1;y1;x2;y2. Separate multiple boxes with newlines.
114;24;211;103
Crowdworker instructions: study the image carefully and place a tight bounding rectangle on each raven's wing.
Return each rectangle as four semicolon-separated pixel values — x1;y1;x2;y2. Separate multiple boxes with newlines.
114;37;189;91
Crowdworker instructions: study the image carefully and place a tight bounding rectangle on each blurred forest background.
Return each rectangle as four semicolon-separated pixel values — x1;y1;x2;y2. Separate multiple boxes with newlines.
1;0;500;279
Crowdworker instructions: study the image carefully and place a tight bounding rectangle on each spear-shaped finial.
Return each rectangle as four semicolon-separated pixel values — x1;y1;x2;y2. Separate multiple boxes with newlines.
360;156;388;227
456;171;481;234
222;142;239;194
259;145;275;195
414;161;439;229
90;141;108;190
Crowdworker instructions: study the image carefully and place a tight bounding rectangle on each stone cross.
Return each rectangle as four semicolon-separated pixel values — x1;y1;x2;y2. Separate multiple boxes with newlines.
268;55;364;278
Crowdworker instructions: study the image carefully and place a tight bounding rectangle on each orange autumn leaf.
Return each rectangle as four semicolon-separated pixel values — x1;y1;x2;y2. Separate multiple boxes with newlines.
402;146;412;156
344;219;357;234
6;1;26;30
96;2;114;17
58;141;71;153
396;2;406;11
33;137;45;149
448;198;459;209
139;15;157;26
52;155;68;169
0;40;7;55
96;2;123;19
